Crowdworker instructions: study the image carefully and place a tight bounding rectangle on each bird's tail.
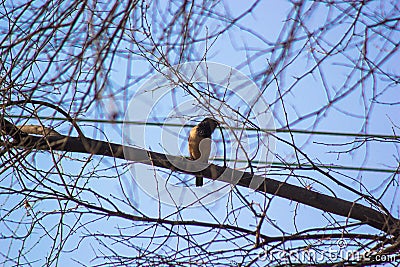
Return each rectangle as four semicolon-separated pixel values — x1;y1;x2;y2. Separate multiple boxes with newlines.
196;175;203;187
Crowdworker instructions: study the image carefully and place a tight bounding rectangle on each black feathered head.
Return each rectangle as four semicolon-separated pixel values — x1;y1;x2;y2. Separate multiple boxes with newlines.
197;117;219;138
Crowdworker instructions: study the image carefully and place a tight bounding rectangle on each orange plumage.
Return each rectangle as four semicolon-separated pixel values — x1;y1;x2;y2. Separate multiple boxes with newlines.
188;118;219;186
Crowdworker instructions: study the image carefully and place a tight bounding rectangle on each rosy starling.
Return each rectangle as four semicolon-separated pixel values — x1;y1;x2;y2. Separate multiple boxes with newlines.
188;118;219;186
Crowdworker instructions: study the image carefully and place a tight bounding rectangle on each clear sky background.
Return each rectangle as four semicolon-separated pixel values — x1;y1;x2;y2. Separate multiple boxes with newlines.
1;0;399;266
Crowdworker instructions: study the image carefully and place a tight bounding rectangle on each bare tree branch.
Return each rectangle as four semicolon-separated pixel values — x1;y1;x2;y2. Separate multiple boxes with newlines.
2;118;398;237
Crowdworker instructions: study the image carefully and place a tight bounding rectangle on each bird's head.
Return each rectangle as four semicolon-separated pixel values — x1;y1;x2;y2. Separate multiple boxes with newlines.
202;117;220;132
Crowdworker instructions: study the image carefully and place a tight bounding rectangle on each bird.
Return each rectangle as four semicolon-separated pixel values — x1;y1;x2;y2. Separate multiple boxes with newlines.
188;117;219;186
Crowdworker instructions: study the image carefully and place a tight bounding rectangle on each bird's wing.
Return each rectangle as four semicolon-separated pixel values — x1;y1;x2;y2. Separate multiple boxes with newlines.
198;138;212;162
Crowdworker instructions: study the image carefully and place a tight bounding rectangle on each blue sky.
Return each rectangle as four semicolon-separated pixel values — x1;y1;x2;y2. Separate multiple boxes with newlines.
1;0;399;265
